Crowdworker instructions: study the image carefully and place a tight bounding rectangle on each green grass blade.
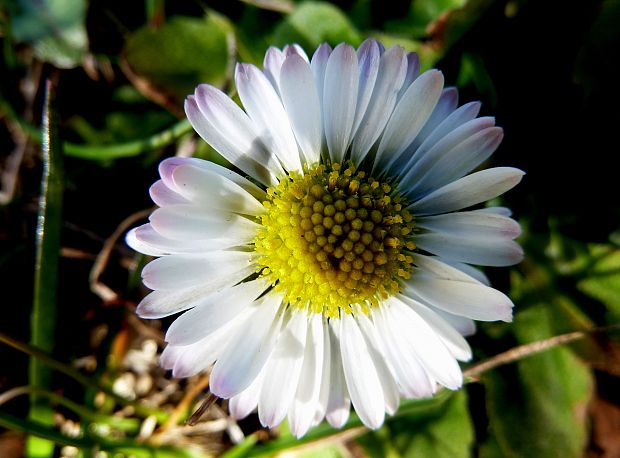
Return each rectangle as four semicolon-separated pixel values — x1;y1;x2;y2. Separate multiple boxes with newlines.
0;412;208;457
0;386;140;432
28;79;64;457
0;331;168;421
63;119;192;160
0;90;192;160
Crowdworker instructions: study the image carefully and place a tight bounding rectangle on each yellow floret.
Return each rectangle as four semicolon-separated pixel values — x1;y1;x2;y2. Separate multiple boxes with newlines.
254;162;416;315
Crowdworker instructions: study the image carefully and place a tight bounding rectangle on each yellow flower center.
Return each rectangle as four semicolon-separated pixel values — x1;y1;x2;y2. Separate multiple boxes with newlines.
254;162;415;316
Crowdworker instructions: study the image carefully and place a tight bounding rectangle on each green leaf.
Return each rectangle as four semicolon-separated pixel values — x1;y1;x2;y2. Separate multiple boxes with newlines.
273;1;361;50
482;306;593;458
357;390;473;458
124;14;232;102
577;244;620;321
384;0;467;38
285;444;347;458
9;0;88;68
367;33;442;69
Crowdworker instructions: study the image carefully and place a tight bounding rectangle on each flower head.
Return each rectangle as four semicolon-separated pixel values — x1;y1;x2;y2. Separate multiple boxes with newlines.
127;39;523;437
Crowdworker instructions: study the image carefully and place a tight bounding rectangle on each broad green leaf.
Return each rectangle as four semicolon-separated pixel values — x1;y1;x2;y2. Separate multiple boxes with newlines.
384;0;467;38
286;444;347;458
438;0;496;49
9;0;88;68
124;14;232;102
69;110;175;145
577;244;620;321
369;32;442;69
482;306;593;458
357;390;473;458
273;1;361;50
231;391;452;457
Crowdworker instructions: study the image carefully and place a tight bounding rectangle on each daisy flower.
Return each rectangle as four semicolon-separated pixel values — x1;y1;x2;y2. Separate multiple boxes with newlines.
127;39;523;437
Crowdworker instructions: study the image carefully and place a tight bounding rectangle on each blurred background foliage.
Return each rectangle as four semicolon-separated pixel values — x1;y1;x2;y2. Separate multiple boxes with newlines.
1;0;620;456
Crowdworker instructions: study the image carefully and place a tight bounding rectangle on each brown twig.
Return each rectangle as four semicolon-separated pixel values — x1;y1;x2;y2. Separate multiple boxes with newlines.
0;120;27;205
186;392;219;426
159;374;212;432
464;323;620;378
237;0;294;13
119;59;185;118
89;208;152;302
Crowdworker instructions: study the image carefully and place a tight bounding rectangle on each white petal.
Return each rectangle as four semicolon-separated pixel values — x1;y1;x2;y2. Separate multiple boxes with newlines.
160;344;184;371
387;298;463;390
417;210;521;239
126;225;168;257
149;205;259;242
313;318;332;426
149;180;188;207
263;46;285;92
186;90;282;186
397;101;482;179
373;305;435;398
388;87;459;175
171;318;240;378
351;45;408;165
159;157;266;202
310;44;332;153
400;296;472;361
405;273;514;322
165;278;269;345
311;43;332;89
351;39;381;137
229;366;266;419
127;223;244;257
160;316;240;377
476;206;513;216
410;167;525;216
258;311;308;428
413;253;483;283
439;259;491;286
141;251;253;291
396;52;420;101
323;44;359;163
355;312;400;415
235;63;302;172
414;231;523;266
340;313;385;429
325;319;350;428
288;314;324;438
402;116;497;185
408;256;499;317
433;309;477;337
209;293;284;398
135;266;253;318
284;44;309;61
414;88;459;146
171;163;265;216
404;124;503;197
279;55;322;166
374;70;444;174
